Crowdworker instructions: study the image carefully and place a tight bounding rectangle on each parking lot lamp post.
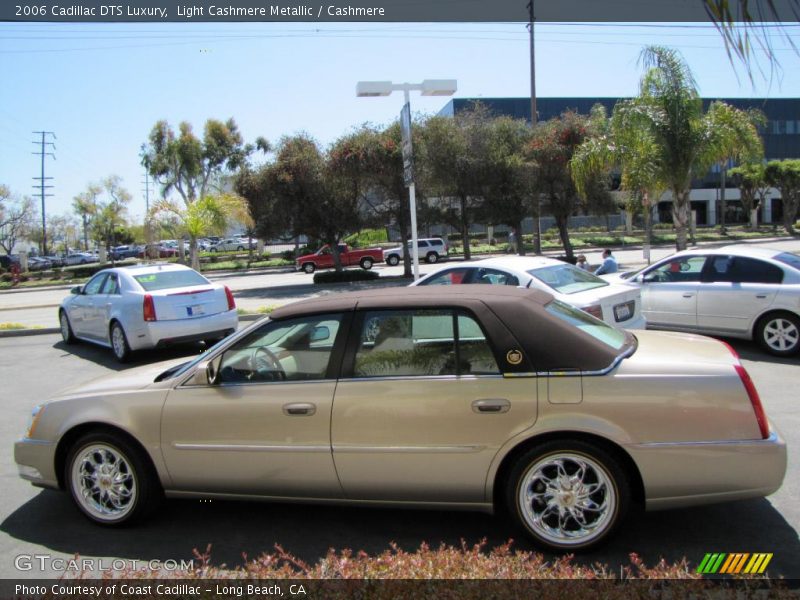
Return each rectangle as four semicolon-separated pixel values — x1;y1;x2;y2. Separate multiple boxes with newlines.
356;79;457;280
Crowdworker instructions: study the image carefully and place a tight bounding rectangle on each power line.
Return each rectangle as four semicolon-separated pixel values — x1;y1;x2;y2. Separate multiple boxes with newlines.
32;131;56;255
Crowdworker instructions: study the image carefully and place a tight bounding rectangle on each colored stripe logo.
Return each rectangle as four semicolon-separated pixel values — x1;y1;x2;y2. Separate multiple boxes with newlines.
697;553;773;574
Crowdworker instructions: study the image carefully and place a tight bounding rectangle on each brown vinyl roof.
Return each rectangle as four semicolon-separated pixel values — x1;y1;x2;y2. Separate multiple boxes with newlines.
269;287;632;372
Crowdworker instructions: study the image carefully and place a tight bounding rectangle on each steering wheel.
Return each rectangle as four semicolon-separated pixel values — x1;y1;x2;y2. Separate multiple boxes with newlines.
249;347;286;381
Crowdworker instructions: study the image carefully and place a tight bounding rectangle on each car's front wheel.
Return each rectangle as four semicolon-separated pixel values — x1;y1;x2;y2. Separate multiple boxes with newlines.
59;310;76;344
66;432;160;526
387;255;400;266
110;321;131;363
756;311;800;356
302;262;315;274
505;440;629;552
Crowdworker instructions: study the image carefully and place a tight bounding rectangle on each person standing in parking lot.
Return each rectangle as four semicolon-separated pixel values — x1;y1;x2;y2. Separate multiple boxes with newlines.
595;249;618;275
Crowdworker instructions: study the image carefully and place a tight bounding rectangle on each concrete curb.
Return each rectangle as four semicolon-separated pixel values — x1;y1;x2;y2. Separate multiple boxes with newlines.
0;327;60;338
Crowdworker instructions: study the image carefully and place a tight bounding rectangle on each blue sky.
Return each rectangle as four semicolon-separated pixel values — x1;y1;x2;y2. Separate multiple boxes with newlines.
1;22;799;222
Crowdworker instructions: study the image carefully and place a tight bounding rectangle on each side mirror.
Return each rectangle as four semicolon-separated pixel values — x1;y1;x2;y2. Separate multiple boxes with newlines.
71;285;82;295
190;357;222;386
641;273;658;284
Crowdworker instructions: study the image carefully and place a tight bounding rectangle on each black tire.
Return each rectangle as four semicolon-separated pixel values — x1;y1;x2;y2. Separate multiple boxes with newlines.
755;311;800;356
237;246;244;251
209;248;217;253
387;255;400;266
426;252;439;264
110;321;131;363
360;257;374;270
302;262;315;274
504;440;630;552
203;338;220;349
59;310;76;344
65;431;161;526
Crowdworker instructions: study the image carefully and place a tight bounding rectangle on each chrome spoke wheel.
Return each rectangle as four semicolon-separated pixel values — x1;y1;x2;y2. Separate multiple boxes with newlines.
71;444;137;522
763;318;799;353
517;453;616;547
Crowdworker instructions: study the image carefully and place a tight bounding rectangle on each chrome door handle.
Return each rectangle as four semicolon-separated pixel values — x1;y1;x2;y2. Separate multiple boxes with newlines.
282;403;316;416
472;399;511;414
756;294;768;299
682;293;694;298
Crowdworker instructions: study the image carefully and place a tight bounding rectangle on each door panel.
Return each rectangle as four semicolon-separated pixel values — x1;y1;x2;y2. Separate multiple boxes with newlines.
639;256;707;328
331;377;537;502
161;381;340;496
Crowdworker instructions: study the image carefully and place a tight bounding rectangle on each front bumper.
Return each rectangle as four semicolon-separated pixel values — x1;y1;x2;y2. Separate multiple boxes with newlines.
629;429;787;511
15;438;59;490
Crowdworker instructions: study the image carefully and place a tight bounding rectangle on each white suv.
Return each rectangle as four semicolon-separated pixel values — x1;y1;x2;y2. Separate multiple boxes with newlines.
383;238;449;266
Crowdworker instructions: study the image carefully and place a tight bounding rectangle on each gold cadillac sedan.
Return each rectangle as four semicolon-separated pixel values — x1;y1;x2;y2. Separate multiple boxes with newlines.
15;287;786;551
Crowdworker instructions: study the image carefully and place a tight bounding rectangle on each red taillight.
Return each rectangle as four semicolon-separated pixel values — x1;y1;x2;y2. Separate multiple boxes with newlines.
143;294;157;322
582;304;604;320
225;286;236;311
735;364;770;440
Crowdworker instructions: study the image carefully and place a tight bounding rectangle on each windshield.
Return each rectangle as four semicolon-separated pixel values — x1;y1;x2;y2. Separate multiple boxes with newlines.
133;270;209;291
528;264;609;294
545;300;627;350
775;252;800;272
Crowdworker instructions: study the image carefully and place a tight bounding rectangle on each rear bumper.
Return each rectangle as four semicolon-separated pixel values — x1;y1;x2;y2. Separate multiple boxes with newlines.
130;310;238;350
628;429;787;510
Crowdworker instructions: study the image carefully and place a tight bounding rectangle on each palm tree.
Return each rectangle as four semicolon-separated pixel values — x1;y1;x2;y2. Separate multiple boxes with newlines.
150;193;253;270
616;46;763;250
572;103;666;258
72;185;100;251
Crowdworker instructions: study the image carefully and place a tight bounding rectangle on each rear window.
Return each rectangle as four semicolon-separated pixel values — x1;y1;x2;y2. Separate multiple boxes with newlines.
133;269;209;291
528;264;608;294
546;300;627;351
775;252;800;272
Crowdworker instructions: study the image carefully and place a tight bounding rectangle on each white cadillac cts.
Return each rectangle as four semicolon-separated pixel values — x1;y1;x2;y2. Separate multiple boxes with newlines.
59;264;238;362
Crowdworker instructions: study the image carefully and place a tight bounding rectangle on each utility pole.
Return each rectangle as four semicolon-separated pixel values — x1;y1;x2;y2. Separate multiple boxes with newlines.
527;0;542;254
141;170;152;215
32;131;56;256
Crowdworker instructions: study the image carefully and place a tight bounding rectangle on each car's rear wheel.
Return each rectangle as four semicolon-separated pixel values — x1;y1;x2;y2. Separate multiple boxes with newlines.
302;262;315;274
237;246;244;251
505;440;629;552
755;311;800;356
59;310;76;344
426;252;439;264
110;321;131;363
387;255;400;266
360;257;374;270
66;432;160;526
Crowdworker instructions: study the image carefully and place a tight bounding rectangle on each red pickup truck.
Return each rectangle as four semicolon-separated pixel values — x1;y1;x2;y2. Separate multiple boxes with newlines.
295;244;383;274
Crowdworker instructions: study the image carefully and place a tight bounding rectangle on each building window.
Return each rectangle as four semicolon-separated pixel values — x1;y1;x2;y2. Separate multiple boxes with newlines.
787;120;796;135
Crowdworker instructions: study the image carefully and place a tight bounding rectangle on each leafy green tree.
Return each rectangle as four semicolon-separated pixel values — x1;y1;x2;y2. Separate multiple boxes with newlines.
141;118;253;268
72;185;100;251
0;185;36;255
420;107;492;260
728;162;770;227
620;46;764;250
527;110;612;261
478;116;536;256
764;159;800;235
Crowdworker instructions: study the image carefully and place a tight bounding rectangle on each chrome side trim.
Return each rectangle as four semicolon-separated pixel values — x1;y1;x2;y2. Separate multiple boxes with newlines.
333;445;486;454
338;374;503;383
503;345;635;379
173;443;331;453
164;490;494;513
631;431;779;449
